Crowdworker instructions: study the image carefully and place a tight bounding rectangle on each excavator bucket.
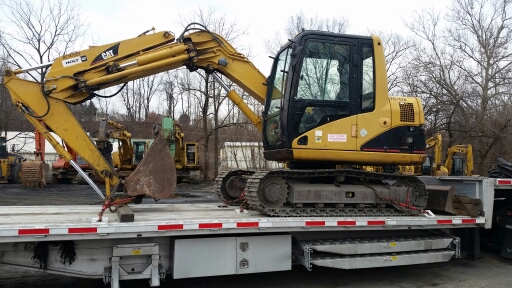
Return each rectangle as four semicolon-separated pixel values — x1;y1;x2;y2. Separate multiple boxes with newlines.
425;185;456;215
124;134;177;199
21;161;50;188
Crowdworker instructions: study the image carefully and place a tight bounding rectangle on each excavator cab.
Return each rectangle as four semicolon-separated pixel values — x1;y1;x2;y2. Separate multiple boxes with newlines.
451;155;464;176
132;141;146;165
262;31;425;168
422;154;433;175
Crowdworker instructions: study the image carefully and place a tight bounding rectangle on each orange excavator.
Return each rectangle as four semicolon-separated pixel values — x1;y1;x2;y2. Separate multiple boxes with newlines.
21;128;49;187
51;141;91;184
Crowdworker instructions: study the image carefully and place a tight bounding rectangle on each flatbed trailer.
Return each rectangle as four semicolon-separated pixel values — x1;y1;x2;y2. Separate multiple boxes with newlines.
0;176;508;288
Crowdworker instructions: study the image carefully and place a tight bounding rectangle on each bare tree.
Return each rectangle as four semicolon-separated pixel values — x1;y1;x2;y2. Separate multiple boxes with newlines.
404;0;512;173
367;31;417;93
265;10;350;54
0;0;89;136
161;71;180;118
178;8;250;180
139;75;161;121
0;54;26;135
0;0;88;82
94;97;113;120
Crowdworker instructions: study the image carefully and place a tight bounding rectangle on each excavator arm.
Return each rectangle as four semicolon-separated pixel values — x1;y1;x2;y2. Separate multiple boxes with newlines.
3;25;268;198
425;133;446;173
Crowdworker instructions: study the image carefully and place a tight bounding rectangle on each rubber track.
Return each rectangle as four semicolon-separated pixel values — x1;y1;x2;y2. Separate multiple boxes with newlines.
215;170;254;205
243;169;428;217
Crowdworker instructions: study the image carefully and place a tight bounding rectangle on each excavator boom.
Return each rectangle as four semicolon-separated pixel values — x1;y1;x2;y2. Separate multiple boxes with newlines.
3;27;267;198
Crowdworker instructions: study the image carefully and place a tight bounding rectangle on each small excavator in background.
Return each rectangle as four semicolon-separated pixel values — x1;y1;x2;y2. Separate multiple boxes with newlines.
444;144;474;176
20;129;49;187
105;119;148;182
422;133;474;176
153;117;200;183
423;133;448;176
0;135;24;184
51;142;91;184
40;119;147;185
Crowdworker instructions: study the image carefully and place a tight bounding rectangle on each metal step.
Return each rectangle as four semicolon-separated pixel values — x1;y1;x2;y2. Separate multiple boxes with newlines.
303;250;455;270
299;235;454;255
294;235;459;270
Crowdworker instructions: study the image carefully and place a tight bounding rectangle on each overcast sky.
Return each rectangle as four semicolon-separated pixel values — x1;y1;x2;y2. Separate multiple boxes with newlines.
0;0;451;115
79;0;450;74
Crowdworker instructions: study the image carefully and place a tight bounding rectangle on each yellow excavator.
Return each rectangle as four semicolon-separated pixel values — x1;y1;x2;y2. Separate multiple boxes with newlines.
102;119;148;180
423;133;449;176
153;116;201;183
423;133;474;176
445;144;474;176
0;136;24;184
3;24;428;216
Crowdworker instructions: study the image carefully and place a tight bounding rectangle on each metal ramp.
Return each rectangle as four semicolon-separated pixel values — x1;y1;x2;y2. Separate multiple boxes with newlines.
294;235;459;270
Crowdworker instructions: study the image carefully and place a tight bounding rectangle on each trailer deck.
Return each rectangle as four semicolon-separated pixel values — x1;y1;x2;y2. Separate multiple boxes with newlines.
0;203;485;243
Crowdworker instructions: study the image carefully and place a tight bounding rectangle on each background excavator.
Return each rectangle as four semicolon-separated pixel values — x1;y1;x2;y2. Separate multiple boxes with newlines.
105;119;148;182
153;116;200;183
39;119;147;186
3;24;428;216
20;129;49;187
0;135;24;184
51;141;91;184
423;133;448;176
445;144;474;176
422;133;474;176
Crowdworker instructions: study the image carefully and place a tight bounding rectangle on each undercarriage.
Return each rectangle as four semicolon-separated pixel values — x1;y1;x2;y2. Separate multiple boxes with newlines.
216;169;429;217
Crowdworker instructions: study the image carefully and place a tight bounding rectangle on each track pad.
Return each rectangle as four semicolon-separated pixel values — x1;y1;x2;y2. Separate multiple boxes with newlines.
124;134;176;199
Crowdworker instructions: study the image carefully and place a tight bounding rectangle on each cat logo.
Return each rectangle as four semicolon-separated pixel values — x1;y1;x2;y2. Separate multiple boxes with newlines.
91;43;120;65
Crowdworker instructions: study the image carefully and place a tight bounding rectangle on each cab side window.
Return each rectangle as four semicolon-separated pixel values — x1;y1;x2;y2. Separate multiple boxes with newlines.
361;44;375;112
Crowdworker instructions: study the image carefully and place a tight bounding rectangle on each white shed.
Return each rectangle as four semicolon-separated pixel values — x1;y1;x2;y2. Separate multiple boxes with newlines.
220;142;284;170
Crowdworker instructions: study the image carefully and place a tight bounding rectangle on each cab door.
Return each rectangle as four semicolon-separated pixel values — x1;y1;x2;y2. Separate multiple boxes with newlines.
287;36;359;151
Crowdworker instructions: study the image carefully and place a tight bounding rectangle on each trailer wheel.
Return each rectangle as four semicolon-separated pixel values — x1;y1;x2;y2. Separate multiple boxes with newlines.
496;207;512;227
8;163;22;184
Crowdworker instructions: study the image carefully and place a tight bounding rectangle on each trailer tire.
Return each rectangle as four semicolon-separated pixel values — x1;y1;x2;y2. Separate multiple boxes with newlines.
496;206;512;227
8;163;22;184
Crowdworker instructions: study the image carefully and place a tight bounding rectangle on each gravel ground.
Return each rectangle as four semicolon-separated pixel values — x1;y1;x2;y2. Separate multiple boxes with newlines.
0;247;511;288
0;182;220;206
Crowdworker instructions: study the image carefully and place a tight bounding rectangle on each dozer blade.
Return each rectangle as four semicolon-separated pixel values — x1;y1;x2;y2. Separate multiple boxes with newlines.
124;134;177;199
21;160;49;188
425;185;456;215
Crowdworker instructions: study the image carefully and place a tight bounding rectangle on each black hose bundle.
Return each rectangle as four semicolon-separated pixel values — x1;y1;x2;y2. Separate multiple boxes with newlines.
488;158;512;178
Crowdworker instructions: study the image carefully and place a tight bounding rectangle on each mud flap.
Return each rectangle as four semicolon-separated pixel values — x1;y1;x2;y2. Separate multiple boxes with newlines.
124;134;177;199
21;161;49;187
500;228;512;259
